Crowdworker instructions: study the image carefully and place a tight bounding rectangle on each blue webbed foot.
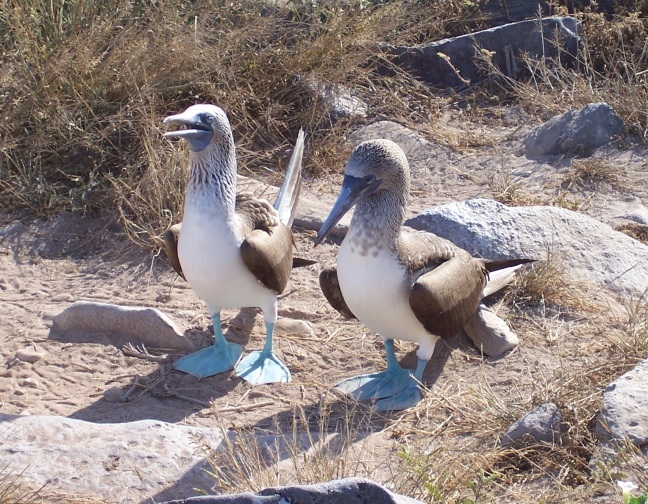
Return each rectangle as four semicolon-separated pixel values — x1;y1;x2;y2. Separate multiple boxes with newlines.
373;379;423;411
235;350;291;384
235;321;291;385
336;368;413;401
336;369;423;411
174;341;243;379
336;342;428;411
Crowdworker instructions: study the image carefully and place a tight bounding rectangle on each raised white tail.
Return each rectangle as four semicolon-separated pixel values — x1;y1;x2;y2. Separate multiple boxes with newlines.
274;128;305;227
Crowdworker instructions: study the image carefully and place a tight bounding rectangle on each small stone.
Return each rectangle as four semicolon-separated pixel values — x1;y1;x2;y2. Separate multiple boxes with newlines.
103;387;125;403
275;318;314;337
502;402;564;446
51;301;194;351
52;293;75;302
464;305;519;357
21;378;40;388
15;348;46;363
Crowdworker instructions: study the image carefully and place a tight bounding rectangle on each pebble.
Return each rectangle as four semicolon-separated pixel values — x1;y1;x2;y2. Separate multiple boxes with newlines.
21;378;40;388
103;387;125;403
52;293;75;302
15;348;46;363
275;318;315;337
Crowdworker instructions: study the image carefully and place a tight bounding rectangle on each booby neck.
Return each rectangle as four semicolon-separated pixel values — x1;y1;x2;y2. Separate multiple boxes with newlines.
347;189;407;250
346;153;410;251
185;130;238;218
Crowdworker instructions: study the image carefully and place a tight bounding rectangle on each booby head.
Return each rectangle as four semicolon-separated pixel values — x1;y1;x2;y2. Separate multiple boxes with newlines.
163;104;231;152
314;139;409;246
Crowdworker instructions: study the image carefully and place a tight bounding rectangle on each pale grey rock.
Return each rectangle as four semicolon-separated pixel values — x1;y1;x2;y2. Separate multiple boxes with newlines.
319;84;368;121
50;301;194;351
524;103;624;158
464;304;519;357
15;348;46;363
596;359;648;451
502;403;563;446
0;414;224;503
382;17;582;89
275;317;314;337
20;377;40;388
161;477;422;504
406;198;648;296
620;206;648;226
0;221;26;236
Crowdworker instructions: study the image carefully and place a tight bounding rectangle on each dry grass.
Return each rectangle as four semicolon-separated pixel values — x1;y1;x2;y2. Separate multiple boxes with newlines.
562;158;623;190
0;465;45;504
0;0;484;247
616;223;648;245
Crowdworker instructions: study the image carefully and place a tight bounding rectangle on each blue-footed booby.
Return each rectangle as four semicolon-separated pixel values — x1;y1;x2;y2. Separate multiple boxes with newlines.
163;104;306;385
315;139;532;411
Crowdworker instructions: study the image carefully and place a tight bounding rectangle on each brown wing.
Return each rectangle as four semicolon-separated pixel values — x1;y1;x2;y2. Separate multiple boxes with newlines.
409;253;488;339
163;223;185;280
237;193;294;294
319;267;356;319
397;229;487;340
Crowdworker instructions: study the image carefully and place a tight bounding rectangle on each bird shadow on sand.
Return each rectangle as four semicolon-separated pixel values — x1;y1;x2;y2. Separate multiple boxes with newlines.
49;307;260;424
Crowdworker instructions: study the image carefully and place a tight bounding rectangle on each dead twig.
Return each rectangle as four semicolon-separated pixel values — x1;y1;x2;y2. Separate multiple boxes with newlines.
122;342;169;363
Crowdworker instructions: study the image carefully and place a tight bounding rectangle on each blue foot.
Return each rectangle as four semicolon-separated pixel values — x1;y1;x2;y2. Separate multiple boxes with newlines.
336;341;428;411
373;380;423;411
336;370;423;411
336;368;413;401
235;350;291;384
174;341;243;378
174;313;243;379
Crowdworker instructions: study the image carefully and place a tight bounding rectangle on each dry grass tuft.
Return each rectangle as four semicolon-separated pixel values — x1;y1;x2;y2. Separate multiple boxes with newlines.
503;251;587;311
0;464;46;504
616;223;648;245
562;158;623;190
195;399;387;494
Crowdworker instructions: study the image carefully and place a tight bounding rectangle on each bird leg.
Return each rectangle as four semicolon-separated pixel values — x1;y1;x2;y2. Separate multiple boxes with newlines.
173;313;243;378
335;339;425;411
235;322;291;385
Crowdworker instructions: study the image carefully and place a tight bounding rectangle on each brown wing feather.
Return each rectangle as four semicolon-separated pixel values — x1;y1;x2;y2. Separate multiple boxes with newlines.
319;267;356;319
237;193;294;294
163;223;185;280
397;229;487;340
409;252;488;339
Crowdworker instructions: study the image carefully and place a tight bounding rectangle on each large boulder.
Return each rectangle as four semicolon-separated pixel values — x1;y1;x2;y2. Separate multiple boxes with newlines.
0;414;222;503
161;478;423;504
596;359;648;453
381;17;582;89
406;198;648;296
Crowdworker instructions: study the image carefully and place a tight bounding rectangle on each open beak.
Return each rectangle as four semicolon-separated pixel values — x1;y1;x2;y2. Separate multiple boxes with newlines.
163;110;213;152
314;174;382;246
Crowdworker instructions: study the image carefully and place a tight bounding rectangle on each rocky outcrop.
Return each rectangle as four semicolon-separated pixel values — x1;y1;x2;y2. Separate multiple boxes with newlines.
382;17;582;89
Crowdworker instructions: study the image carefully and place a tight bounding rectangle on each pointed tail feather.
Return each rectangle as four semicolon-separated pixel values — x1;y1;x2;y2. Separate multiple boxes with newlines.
483;258;535;298
274;128;305;227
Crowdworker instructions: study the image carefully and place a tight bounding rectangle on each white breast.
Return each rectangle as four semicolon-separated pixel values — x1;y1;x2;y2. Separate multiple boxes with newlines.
337;237;438;359
178;201;275;316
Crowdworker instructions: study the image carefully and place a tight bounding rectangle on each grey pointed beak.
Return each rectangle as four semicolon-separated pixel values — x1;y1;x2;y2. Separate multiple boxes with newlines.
314;174;382;246
163;110;213;152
